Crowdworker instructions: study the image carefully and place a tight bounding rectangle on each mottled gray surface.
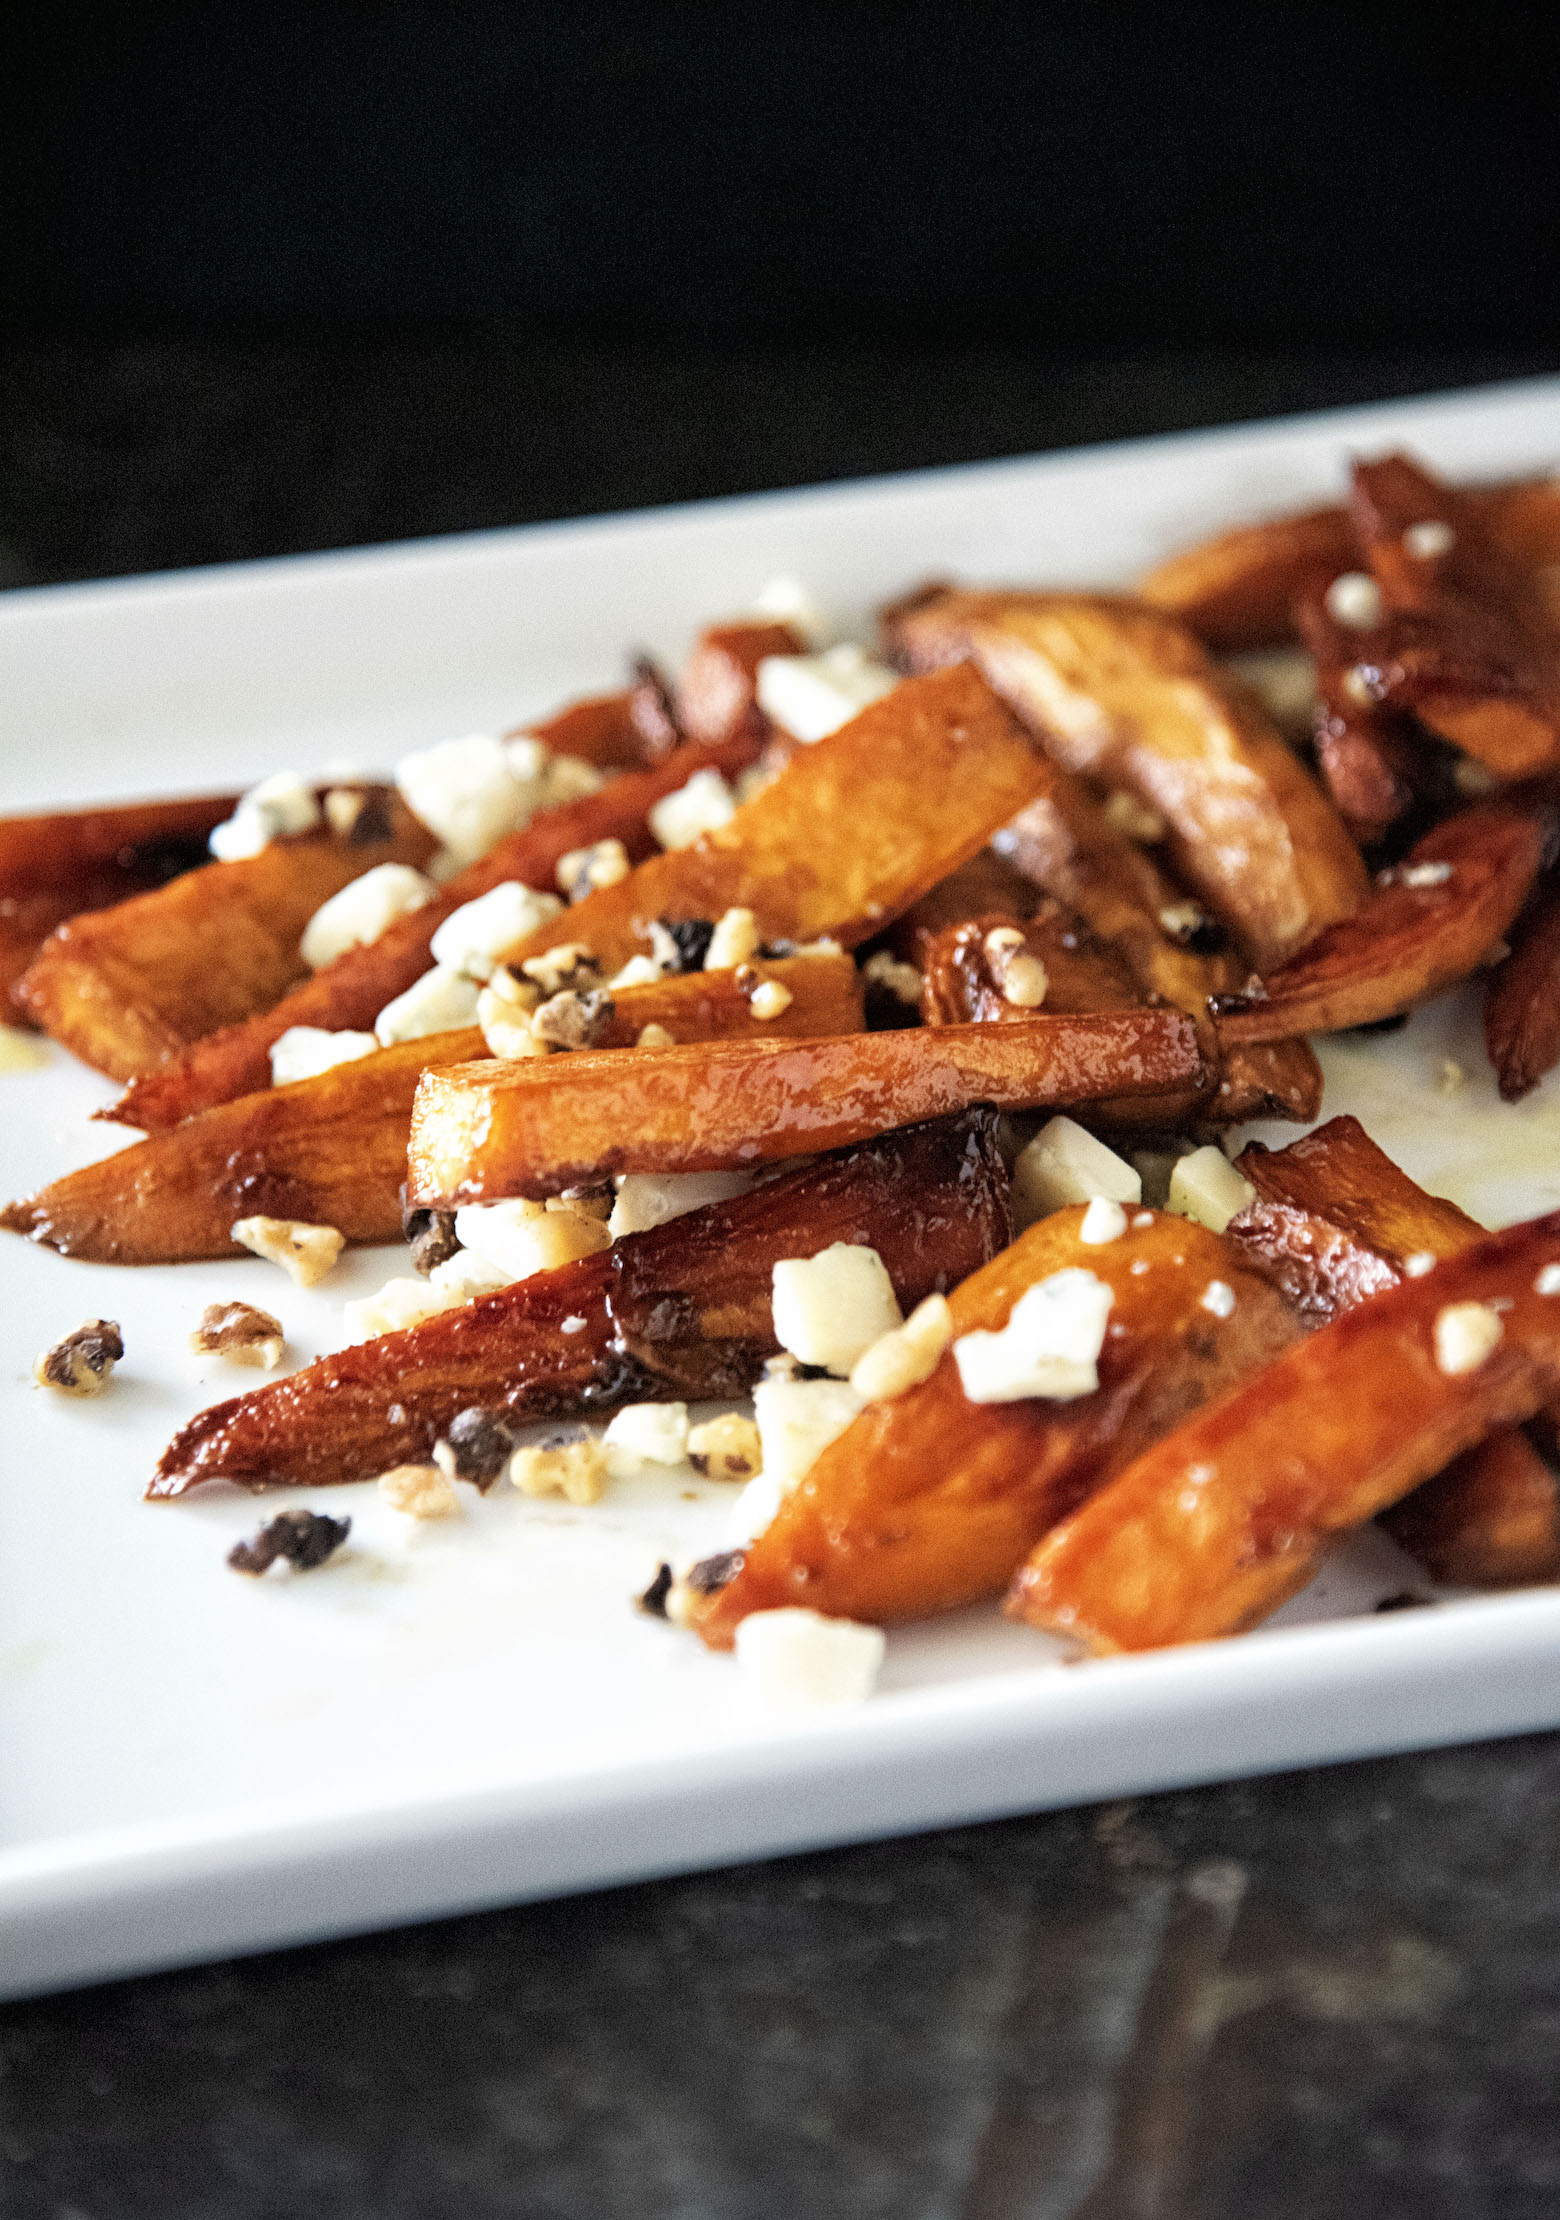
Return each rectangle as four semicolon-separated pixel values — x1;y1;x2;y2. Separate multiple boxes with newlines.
3;1736;1560;2217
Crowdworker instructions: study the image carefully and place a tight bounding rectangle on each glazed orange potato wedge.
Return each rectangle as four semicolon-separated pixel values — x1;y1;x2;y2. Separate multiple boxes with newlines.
1214;802;1547;1044
1227;1114;1560;1588
406;1010;1203;1207
1296;588;1419;848
148;1108;1011;1496
884;590;1368;969
1351;455;1560;779
1;956;863;1264
0;791;241;1002
688;1208;1299;1645
676;620;804;747
15;790;438;1083
1484;877;1560;1103
520;659;681;768
1008;1210;1560;1652
105;740;749;1132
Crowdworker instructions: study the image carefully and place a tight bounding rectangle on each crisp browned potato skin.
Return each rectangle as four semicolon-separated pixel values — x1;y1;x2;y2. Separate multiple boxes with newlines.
407;1009;1203;1206
104;742;751;1132
148;1108;1012;1497
1215;802;1546;1044
1295;589;1419;848
15;795;437;1082
690;1208;1300;1645
0;957;863;1265
1008;1210;1560;1652
676;621;804;747
1484;877;1560;1103
884;589;1368;970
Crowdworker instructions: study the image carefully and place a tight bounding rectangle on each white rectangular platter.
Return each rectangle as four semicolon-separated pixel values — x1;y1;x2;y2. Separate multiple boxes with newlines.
5;376;1560;2001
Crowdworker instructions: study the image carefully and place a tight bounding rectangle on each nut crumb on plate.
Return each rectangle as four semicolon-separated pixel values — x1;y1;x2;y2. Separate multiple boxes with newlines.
432;1407;514;1490
378;1462;461;1519
34;1318;123;1396
687;1412;763;1480
232;1214;346;1287
190;1301;285;1369
228;1508;350;1575
511;1431;610;1504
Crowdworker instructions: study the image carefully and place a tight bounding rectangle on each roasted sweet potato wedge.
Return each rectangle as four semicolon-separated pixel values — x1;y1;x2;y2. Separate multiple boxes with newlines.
688;1208;1300;1644
2;957;863;1264
516;661;681;768
1350;454;1560;779
148;1108;1011;1496
104;741;751;1132
1008;1209;1560;1652
885;590;1368;968
676;620;803;747
15;792;438;1083
1380;1428;1560;1590
1296;589;1420;847
1214;801;1548;1044
406;1009;1204;1207
1484;876;1560;1102
0;791;241;1004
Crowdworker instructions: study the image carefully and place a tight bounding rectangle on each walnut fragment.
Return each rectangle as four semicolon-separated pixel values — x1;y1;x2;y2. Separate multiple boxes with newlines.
231;1213;346;1286
227;1507;350;1575
34;1318;123;1396
190;1300;285;1369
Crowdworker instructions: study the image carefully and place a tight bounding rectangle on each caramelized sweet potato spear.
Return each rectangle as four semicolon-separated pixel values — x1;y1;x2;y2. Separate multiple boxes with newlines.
1009;1209;1560;1652
0;791;241;1003
689;1208;1300;1645
1380;1429;1560;1590
1296;589;1419;848
1;956;863;1264
104;740;751;1132
15;792;437;1083
148;1108;1011;1496
407;1009;1203;1206
518;658;681;768
884;590;1368;969
1350;454;1560;779
1483;875;1560;1102
676;620;803;747
1214;802;1547;1045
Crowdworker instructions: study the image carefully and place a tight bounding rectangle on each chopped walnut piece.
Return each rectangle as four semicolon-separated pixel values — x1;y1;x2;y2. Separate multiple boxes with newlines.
861;949;923;1005
649;916;715;974
747;978;794;1021
378;1462;461;1519
687;1412;764;1481
323;784;394;844
189;1300;285;1369
637;1021;675;1049
231;1214;346;1287
849;1292;954;1403
511;1430;610;1504
557;838;631;901
638;1561;675;1618
34;1318;123;1396
530;987;615;1050
983;926;1049;1009
228;1508;350;1575
686;1547;745;1594
402;1200;460;1276
520;942;602;996
432;1406;514;1490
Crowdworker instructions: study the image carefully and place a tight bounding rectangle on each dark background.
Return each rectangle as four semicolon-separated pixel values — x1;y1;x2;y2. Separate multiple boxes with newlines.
4;0;1560;584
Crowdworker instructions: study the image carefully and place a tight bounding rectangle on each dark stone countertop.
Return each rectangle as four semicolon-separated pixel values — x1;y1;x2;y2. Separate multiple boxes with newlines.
3;341;1560;2217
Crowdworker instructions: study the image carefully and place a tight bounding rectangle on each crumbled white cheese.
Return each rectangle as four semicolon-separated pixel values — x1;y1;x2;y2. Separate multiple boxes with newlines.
342;1276;455;1343
1433;1301;1504;1377
300;863;437;970
648;768;738;850
1132;1210;1155;1229
611;954;663;989
734;1609;885;1706
1201;1279;1237;1319
771;1243;903;1376
688;1412;764;1480
268;1025;380;1086
748;978;794;1021
603;1401;691;1469
427;1249;516;1303
608;1169;754;1238
1157;901;1208;944
556;838;631;900
1396;861;1454;889
752;1373;865;1495
232;1214;346;1287
209;771;323;861
533;751;607;808
452;1199;611;1281
1404;519;1455;559
1102;790;1167;844
706;907;762;970
751;575;833;648
983;926;1048;1008
1324;571;1385;630
430;881;564;982
953;1269;1113;1405
1536;1264;1560;1297
849;1293;954;1403
861;949;922;1005
755;644;898;742
1013;1117;1142;1223
1403;1252;1437;1279
511;1434;610;1504
1167;1146;1255;1235
1079;1197;1128;1246
373;964;482;1045
395;734;533;866
476;986;548;1060
727;1467;786;1544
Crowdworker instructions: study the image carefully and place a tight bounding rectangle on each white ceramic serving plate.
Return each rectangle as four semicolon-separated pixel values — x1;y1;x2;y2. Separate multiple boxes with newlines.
4;377;1560;2003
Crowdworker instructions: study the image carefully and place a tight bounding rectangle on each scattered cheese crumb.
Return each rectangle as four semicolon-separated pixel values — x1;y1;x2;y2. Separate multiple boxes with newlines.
452;1199;611;1281
608;1169;753;1238
748;978;794;1020
378;1462;461;1519
300;863;436;970
476;988;548;1060
232;1214;346;1287
706;907;762;970
374;964;482;1045
849;1292;953;1403
1166;1146;1255;1235
727;1467;785;1544
520;944;600;998
189;1300;285;1369
396;734;533;866
430;881;564;982
1013;1117;1142;1223
648;768;737;850
341;1277;454;1344
1102;790;1167;844
1079;1197;1128;1246
751;575;833;648
1201;1279;1237;1320
953;1270;1113;1405
1403;1252;1437;1278
427;1249;515;1303
1395;861;1455;889
1536;1265;1560;1297
1132;1210;1155;1229
556;837;631;901
1404;519;1455;559
611;953;663;988
753;1373;865;1495
771;1242;903;1376
603;1402;690;1468
269;1025;380;1085
734;1608;886;1705
861;949;922;1005
34;1318;123;1396
511;1432;609;1504
209;771;322;861
1157;900;1209;944
688;1412;764;1481
1324;571;1385;630
755;644;897;742
1435;1059;1466;1094
636;1021;675;1049
1433;1300;1504;1377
